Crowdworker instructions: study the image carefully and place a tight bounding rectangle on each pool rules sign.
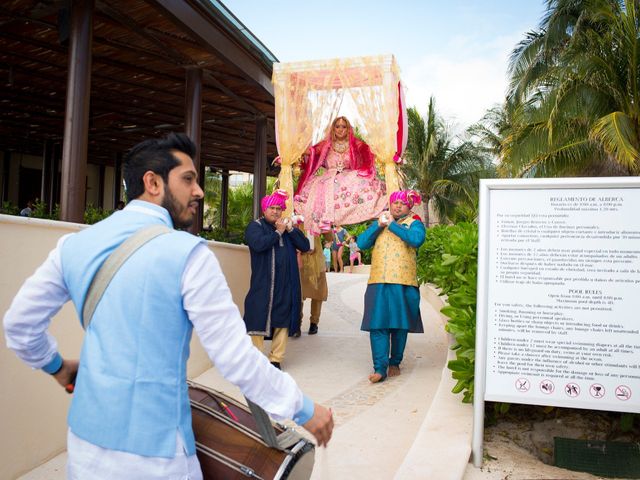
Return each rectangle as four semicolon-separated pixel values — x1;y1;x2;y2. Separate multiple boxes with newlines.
472;177;640;466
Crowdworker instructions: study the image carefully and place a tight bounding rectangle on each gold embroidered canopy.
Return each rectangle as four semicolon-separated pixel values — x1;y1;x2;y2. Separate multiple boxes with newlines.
272;54;407;215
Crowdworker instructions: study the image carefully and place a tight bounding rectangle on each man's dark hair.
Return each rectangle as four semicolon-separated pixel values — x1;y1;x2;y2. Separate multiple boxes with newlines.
122;132;196;201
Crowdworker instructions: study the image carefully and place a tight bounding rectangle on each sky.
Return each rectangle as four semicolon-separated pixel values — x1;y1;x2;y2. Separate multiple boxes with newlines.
222;0;546;131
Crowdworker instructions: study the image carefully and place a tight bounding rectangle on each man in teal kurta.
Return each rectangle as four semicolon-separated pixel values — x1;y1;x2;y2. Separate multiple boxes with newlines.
358;190;426;383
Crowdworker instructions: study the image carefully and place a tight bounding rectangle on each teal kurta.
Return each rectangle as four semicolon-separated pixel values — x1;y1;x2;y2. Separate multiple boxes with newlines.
358;218;426;333
357;215;426;378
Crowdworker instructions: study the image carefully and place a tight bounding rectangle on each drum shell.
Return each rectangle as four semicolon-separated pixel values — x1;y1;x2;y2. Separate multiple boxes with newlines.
189;383;314;479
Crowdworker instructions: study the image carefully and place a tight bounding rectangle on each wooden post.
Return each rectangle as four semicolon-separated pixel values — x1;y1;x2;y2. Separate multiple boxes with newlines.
60;0;94;223
220;169;229;229
51;143;61;212
114;152;122;207
98;164;105;209
41;140;53;214
252;115;267;220
2;151;10;204
185;67;203;233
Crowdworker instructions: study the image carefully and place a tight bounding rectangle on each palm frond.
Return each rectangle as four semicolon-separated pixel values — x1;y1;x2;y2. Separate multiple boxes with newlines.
589;111;640;172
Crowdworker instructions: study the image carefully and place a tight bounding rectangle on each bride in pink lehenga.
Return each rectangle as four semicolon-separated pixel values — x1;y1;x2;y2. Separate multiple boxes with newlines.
293;116;387;235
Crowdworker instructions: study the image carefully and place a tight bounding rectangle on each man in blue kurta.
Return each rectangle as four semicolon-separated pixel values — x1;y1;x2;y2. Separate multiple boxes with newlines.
3;134;333;479
358;190;426;383
244;190;310;369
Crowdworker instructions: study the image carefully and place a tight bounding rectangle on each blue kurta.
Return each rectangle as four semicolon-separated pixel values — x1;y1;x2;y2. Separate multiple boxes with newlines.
358;218;426;333
243;219;310;336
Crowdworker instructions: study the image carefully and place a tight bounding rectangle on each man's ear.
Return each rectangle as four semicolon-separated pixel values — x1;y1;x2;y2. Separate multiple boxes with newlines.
142;170;164;198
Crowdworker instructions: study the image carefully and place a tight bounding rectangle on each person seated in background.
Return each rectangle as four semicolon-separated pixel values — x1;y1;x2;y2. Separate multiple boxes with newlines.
20;200;34;217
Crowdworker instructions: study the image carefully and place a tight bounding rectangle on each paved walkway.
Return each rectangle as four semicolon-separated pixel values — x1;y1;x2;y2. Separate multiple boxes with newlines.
193;272;461;479
20;272;473;479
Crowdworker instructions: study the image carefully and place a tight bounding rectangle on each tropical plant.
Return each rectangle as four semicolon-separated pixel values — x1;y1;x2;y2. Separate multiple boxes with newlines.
402;97;495;225
417;223;478;403
345;221;373;265
200;176;278;244
1;201;20;215
203;170;222;229
502;0;640;177
84;204;112;225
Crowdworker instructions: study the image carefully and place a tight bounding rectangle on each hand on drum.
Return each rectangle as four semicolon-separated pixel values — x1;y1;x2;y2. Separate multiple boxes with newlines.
53;358;79;393
302;403;334;447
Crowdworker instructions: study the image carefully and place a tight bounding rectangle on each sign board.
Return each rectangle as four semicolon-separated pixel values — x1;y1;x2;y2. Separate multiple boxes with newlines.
472;177;640;466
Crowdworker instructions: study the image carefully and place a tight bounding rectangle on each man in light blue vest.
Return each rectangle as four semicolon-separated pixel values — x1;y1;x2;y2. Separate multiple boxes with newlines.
3;133;333;479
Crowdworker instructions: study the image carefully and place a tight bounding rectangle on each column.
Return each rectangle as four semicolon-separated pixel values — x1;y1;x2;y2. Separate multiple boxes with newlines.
60;0;94;223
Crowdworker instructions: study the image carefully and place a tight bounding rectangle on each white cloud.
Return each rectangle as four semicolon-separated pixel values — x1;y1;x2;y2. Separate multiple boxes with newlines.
402;33;521;131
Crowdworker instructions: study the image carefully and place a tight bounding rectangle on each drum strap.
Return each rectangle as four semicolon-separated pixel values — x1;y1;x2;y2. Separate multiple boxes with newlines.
82;224;172;329
82;225;299;451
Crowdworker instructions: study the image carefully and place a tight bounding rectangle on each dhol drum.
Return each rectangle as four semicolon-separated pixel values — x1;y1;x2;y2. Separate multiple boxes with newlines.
188;381;315;479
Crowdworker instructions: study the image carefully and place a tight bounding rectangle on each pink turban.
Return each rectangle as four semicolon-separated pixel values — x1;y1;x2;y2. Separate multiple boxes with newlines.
261;189;288;212
389;190;422;208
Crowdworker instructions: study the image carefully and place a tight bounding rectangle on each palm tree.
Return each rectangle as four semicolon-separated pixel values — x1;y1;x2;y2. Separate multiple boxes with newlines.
203;170;222;229
502;0;640;177
468;100;521;178
402;97;495;225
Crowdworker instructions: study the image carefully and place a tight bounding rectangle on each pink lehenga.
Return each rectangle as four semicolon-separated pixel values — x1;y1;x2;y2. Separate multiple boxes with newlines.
294;133;387;235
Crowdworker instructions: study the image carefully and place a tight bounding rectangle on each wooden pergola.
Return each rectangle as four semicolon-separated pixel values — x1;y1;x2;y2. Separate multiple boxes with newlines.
0;0;279;227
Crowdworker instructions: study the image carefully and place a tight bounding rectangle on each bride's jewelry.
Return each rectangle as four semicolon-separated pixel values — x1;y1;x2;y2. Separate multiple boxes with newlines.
333;140;348;153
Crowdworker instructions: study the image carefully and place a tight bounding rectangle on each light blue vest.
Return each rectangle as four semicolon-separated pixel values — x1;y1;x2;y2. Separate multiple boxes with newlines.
61;201;204;458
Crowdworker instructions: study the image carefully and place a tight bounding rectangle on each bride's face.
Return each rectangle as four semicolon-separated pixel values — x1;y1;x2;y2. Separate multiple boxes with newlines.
333;120;348;141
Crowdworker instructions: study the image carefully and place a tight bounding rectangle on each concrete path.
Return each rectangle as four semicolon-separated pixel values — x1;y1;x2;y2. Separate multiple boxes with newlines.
193;272;456;479
20;272;474;480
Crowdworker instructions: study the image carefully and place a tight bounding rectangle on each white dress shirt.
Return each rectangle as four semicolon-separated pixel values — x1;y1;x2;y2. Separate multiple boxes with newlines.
3;202;309;479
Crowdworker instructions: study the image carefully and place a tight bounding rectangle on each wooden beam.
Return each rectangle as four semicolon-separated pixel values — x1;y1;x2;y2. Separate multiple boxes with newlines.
203;69;261;115
95;1;192;66
252;115;267;219
2;46;266;119
185;67;203;233
60;0;93;223
152;0;274;95
220;169;229;229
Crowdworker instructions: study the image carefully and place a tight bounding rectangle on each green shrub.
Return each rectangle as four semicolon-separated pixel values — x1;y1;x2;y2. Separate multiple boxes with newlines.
345;222;373;265
199;227;244;245
31;200;60;220
1;201;19;215
84;204;112;225
417;222;478;403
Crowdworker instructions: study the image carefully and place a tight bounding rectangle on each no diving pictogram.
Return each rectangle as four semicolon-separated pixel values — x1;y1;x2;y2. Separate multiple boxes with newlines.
565;383;580;397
